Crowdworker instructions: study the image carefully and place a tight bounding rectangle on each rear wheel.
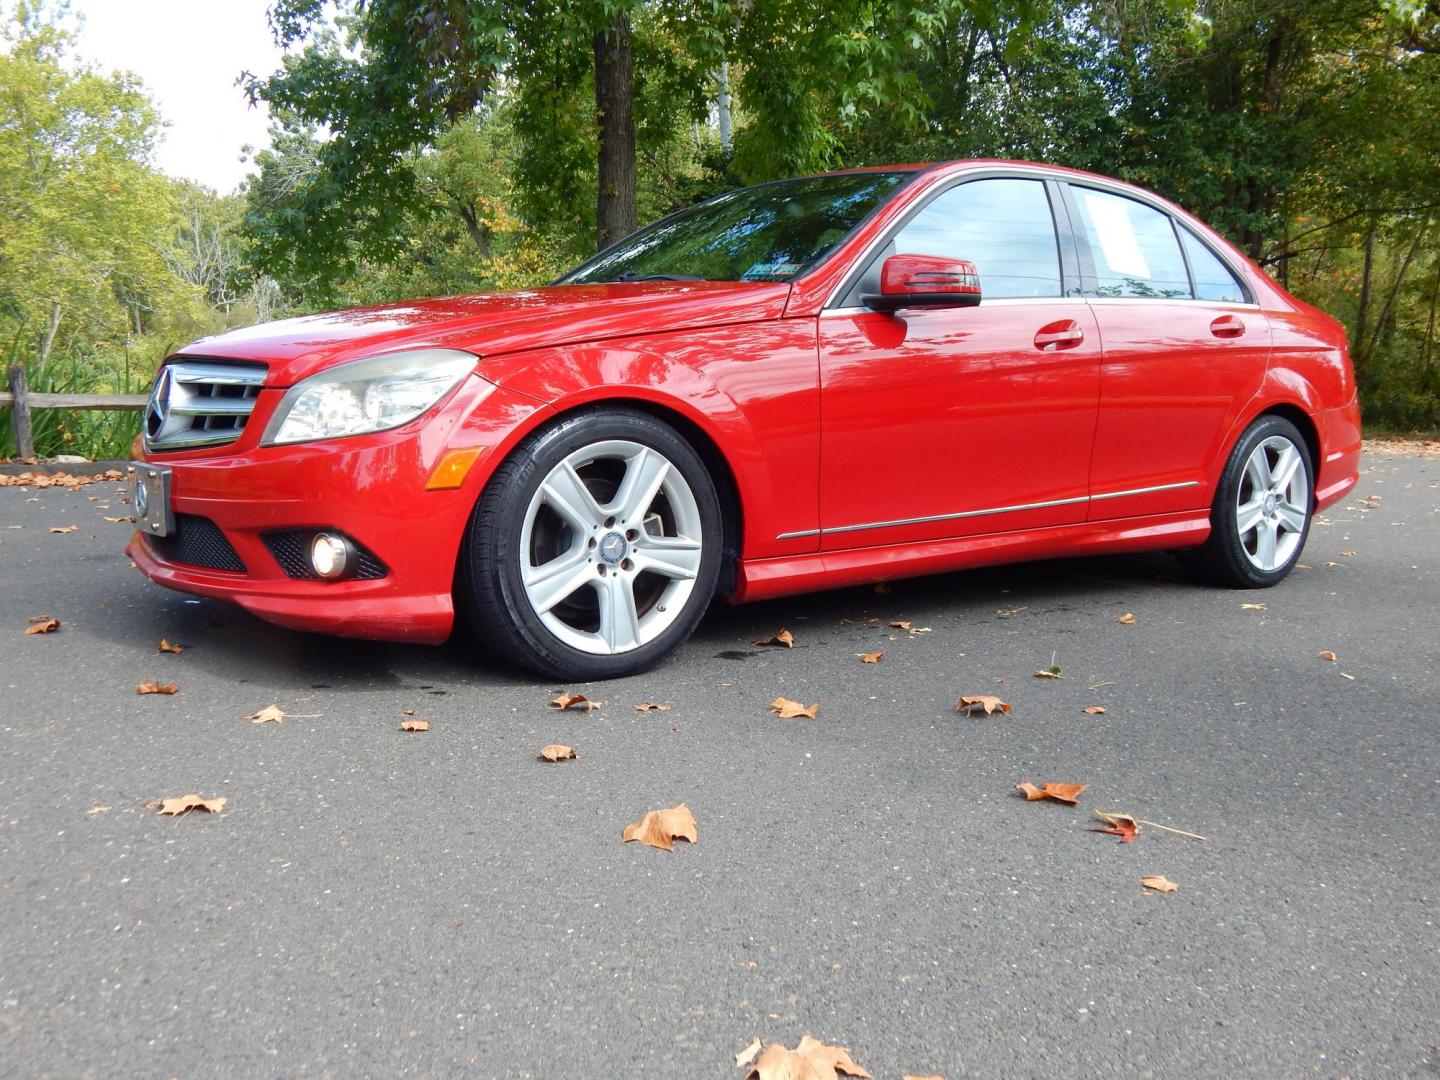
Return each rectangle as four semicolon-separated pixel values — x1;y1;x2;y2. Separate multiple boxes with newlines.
1185;414;1313;588
459;408;722;680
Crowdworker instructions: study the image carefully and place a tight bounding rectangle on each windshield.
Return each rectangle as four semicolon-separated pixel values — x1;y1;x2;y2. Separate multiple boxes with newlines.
561;171;914;285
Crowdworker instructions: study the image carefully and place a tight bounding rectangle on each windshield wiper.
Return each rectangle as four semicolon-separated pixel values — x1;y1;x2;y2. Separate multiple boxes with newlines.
613;271;705;282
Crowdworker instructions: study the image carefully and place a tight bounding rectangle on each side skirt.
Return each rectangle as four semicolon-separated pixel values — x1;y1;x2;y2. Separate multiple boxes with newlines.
731;511;1211;603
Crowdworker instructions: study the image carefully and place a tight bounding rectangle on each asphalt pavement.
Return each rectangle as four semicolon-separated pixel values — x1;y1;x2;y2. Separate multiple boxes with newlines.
1;448;1437;1079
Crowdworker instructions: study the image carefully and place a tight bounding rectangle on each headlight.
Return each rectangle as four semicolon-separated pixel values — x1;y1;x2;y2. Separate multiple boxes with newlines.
261;349;479;446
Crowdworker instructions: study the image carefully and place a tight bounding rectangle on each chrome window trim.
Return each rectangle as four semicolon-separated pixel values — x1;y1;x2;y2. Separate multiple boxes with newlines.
777;481;1200;540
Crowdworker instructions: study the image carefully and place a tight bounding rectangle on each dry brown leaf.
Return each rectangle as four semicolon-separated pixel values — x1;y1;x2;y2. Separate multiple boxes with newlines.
745;1035;872;1080
49;525;77;534
1340;550;1356;557
995;605;1026;618
621;803;697;851
86;805;110;816
755;627;795;648
887;620;931;634
136;682;179;695
1141;874;1178;893
1033;667;1063;679
538;743;577;761
857;650;884;664
735;1039;763;1068
955;695;1011;716
1317;650;1337;662
1239;602;1267;611
158;638;184;654
154;793;226;816
1116;612;1137;625
24;615;60;635
400;718;430;732
1016;780;1087;805
247;705;284;725
1092;810;1139;843
1083;705;1108;715
771;697;820;719
550;692;599;711
633;702;672;712
102;515;131;523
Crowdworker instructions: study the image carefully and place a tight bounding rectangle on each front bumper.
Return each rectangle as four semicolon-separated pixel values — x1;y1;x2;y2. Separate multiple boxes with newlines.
125;376;551;644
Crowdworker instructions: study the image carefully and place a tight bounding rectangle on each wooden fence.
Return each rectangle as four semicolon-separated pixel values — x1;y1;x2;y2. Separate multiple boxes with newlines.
1;365;147;459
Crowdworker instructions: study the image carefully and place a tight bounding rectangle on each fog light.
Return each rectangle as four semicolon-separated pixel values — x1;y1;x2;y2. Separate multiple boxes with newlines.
310;533;352;579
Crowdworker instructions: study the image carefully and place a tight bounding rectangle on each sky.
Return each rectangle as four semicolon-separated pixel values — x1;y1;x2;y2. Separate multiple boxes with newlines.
67;0;287;194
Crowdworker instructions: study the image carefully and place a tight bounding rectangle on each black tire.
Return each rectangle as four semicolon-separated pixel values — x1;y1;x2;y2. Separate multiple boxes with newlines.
457;407;723;680
1184;414;1314;588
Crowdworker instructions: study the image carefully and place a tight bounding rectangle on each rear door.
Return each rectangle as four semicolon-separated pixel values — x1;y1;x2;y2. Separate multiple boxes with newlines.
1063;183;1271;520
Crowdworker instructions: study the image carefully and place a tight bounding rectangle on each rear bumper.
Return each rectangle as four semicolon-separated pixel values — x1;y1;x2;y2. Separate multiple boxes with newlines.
1315;395;1362;511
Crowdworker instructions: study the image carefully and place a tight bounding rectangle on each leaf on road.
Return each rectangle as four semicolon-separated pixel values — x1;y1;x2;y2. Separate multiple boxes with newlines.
1116;612;1137;625
1141;874;1178;893
735;1038;763;1068
622;803;697;851
1034;666;1063;679
152;793;226;816
1016;781;1087;805
888;620;931;634
400;718;430;732
136;682;179;695
857;650;884;664
24;615;60;635
634;702;671;712
550;692;599;711
1083;705;1108;715
1317;650;1337;661
995;606;1026;618
1239;603;1267;611
755;627;795;648
247;705;285;724
49;525;77;534
102;515;132;523
539;743;576;761
86;805;110;816
1092;810;1139;843
1339;550;1356;557
771;697;820;719
158;638;184;654
955;695;1011;716
744;1036;872;1080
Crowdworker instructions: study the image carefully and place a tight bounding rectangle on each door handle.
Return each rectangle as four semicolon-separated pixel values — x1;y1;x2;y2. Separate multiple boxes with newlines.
1210;314;1245;338
1034;320;1085;351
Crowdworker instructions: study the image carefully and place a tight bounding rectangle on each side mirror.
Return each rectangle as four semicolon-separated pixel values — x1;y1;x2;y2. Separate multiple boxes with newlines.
862;254;982;312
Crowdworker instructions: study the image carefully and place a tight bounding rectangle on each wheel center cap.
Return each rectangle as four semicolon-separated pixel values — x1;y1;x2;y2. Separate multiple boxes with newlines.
598;530;628;565
1263;492;1280;515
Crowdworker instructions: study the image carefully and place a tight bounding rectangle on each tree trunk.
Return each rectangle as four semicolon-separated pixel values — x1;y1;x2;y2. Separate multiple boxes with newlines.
1367;217;1428;362
1421;256;1440;392
594;13;637;251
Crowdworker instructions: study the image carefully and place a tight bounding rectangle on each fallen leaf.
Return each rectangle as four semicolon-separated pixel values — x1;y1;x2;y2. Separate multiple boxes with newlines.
158;638;184;654
1033;667;1063;679
86;806;110;816
136;682;179;695
955;695;1011;716
771;697;820;719
400;718;430;732
995;606;1026;618
24;616;60;635
1141;874;1178;893
102;515;131;523
888;620;912;631
49;525;77;534
153;793;226;816
633;702;671;712
403;707;416;715
857;650;884;664
1339;550;1356;557
1083;705;1108;715
1317;650;1337;662
1239;603;1267;611
735;1038;763;1068
745;1036;872;1080
621;803;697;851
246;705;285;724
538;743;576;761
1016;781;1087;805
550;692;599;711
1116;612;1137;625
1092;810;1139;843
755;627;795;648
887;620;932;634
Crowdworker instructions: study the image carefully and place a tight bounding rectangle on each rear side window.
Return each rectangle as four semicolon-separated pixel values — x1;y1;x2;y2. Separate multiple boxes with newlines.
1070;186;1191;299
890;178;1062;298
1180;228;1248;302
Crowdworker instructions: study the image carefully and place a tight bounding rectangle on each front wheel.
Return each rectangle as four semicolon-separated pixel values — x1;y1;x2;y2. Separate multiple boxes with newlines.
458;408;723;680
1185;414;1314;588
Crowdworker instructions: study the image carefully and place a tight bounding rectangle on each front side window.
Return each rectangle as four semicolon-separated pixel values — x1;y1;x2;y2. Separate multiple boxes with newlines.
1070;186;1191;299
561;171;913;285
1180;228;1248;303
890;178;1062;298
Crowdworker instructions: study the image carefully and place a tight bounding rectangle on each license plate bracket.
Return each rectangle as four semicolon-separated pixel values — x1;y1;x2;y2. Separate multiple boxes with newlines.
128;461;174;538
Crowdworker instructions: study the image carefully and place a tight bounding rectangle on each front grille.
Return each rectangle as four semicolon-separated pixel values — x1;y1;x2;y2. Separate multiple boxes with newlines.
144;359;266;452
261;530;389;580
146;514;246;572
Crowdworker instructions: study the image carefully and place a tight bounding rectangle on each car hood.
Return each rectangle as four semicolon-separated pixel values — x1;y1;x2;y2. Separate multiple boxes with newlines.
174;280;793;387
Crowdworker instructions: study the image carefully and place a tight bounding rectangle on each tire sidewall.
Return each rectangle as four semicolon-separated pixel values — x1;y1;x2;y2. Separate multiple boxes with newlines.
1210;415;1314;587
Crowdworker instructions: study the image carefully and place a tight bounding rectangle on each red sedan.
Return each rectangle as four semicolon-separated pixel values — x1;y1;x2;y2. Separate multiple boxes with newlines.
127;161;1360;680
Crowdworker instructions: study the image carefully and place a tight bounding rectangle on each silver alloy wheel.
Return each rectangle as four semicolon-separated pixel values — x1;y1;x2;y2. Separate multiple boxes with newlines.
519;439;704;655
1235;434;1309;572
